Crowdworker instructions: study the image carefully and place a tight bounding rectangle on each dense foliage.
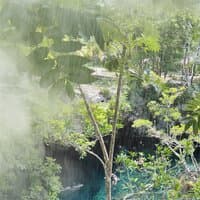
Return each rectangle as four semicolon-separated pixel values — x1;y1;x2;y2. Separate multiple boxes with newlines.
0;0;200;199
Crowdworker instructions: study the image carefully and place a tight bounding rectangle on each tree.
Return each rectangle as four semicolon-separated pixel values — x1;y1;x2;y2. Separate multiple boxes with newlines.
159;11;200;78
185;93;200;134
120;75;200;199
1;1;199;199
0;1;128;199
78;67;123;200
0;0;98;197
133;80;200;173
0;1;104;199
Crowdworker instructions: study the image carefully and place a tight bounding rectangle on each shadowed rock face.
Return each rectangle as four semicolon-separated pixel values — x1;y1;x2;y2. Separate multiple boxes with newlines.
45;145;104;200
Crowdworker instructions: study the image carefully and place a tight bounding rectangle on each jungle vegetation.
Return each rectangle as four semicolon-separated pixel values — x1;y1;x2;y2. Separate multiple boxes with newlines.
0;0;200;199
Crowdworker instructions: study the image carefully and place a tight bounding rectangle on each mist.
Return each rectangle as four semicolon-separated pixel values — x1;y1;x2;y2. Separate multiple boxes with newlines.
0;49;44;199
106;0;200;16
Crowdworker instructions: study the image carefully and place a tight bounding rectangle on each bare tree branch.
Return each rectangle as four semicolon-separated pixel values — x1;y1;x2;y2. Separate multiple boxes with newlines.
87;150;105;169
79;85;109;162
109;65;123;171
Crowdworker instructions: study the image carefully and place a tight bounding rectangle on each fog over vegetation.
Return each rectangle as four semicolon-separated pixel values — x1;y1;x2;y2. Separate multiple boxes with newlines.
0;50;43;198
0;0;200;200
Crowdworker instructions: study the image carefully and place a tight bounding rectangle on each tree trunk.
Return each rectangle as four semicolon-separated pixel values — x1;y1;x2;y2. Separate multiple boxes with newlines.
105;175;112;200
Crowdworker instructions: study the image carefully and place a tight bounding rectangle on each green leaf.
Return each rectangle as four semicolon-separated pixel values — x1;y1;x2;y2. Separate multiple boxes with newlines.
64;81;75;98
36;59;55;75
56;55;96;83
57;55;89;68
97;17;125;42
29;47;49;63
52;41;83;53
132;119;153;128
48;79;76;99
48;78;65;97
68;67;97;84
185;120;193;132
135;35;160;52
25;32;43;45
40;70;59;88
39;36;54;48
193;120;198;134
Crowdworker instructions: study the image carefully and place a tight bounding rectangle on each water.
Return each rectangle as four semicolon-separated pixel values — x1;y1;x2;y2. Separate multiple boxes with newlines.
60;172;104;200
57;148;158;200
58;159;186;200
59;171;168;200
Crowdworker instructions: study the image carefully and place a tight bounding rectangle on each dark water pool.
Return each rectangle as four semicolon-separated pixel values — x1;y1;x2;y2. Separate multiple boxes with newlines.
60;172;105;200
60;177;104;200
